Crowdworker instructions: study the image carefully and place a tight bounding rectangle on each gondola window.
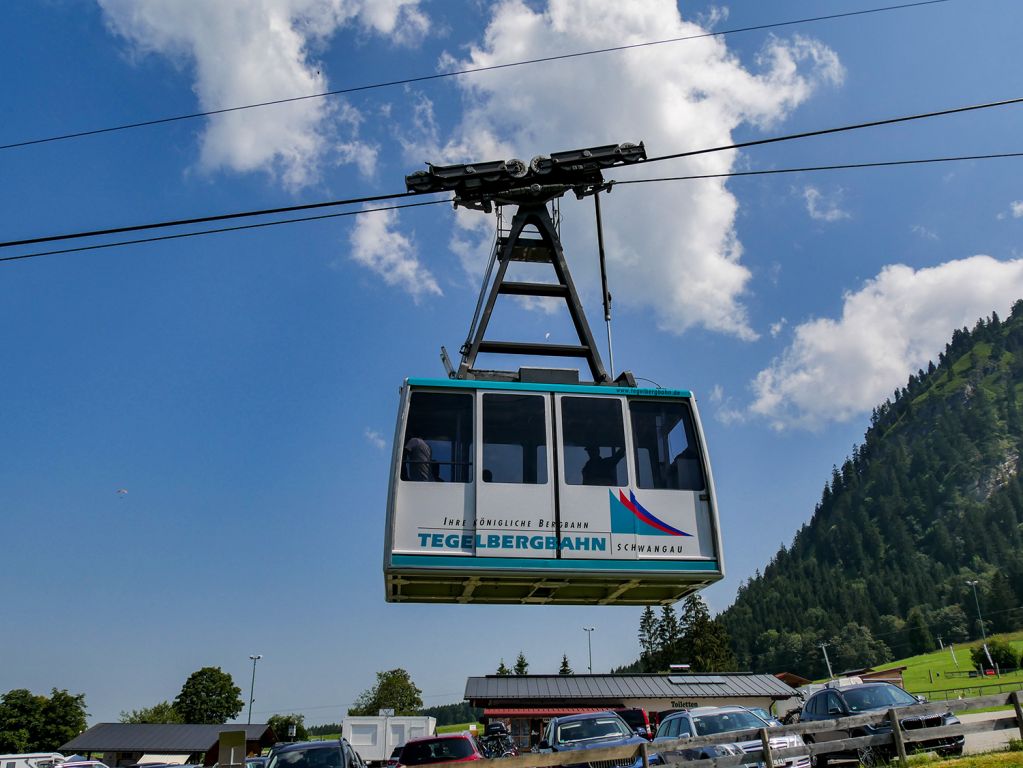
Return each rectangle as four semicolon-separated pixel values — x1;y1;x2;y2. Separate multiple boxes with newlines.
402;391;473;483
630;400;705;491
482;393;548;484
561;396;628;486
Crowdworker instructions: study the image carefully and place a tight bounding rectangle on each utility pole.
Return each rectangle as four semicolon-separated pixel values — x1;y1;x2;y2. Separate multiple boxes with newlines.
937;635;944;650
583;627;595;674
819;643;834;680
247;654;262;724
965;580;987;642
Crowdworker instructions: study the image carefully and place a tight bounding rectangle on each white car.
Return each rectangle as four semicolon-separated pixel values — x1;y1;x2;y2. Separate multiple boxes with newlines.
654;706;809;768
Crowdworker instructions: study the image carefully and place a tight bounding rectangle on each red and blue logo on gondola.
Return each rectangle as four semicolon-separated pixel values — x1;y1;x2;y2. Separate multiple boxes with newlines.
609;489;693;536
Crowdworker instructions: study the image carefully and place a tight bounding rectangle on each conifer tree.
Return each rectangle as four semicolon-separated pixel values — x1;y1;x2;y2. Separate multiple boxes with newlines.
656;604;681;670
496;659;511;676
559;655;573;675
514;652;529;676
638;606;659;671
905;606;934;655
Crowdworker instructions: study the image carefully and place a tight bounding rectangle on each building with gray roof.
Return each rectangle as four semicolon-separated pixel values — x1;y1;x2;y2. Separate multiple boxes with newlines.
464;673;800;749
61;723;276;767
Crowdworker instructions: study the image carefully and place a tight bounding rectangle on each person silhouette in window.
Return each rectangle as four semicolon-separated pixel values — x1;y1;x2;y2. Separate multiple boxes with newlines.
581;445;624;485
405;436;433;481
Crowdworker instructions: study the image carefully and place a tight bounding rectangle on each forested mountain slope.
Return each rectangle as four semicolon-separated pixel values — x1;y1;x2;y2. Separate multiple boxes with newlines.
720;304;1023;678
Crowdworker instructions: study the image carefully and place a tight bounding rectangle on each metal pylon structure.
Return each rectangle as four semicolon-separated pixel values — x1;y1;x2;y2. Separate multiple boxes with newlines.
404;141;648;385
457;202;609;383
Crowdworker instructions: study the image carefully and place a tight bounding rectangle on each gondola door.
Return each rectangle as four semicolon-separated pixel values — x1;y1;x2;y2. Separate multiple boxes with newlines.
474;390;556;559
554;393;635;561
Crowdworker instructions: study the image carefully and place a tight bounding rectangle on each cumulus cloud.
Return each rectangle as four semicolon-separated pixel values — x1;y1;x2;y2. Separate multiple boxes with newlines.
802;185;850;222
1000;201;1023;220
98;0;428;189
364;428;387;450
406;0;843;340
769;318;787;338
348;206;441;301
749;256;1023;430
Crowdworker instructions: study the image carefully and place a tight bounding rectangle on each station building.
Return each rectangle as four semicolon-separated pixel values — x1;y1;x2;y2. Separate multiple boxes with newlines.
465;673;800;749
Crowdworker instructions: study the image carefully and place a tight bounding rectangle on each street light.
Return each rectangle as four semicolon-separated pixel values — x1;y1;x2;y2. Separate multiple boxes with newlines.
583;627;595;674
965;580;986;642
247;654;262;724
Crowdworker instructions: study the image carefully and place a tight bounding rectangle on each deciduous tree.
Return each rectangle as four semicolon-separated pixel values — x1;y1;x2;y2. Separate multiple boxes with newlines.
267;713;308;742
120;701;184;724
348;669;423;716
173;667;243;724
0;688;87;752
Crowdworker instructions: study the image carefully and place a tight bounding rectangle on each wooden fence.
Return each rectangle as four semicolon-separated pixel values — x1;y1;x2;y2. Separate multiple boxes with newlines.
472;688;1023;768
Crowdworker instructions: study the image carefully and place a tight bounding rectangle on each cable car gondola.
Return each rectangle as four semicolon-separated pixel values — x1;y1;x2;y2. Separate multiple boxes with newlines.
384;142;724;605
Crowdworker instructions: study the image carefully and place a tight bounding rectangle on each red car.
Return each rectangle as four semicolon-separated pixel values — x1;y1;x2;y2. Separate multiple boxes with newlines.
397;734;484;768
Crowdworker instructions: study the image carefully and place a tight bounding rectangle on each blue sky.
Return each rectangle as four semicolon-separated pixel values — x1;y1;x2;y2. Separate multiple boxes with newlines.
3;0;1022;726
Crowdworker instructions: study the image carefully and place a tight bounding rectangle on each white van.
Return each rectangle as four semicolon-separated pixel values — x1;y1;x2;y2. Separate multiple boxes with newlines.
0;754;66;768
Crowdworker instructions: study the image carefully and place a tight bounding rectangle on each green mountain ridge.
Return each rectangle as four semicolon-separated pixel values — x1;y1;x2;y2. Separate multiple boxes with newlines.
719;302;1023;679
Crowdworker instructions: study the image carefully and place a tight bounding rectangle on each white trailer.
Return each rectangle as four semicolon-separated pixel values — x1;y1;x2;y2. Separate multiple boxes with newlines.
341;717;436;765
1;754;66;768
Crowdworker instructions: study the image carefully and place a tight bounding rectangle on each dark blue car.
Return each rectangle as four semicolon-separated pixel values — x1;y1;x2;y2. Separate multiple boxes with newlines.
539;711;660;768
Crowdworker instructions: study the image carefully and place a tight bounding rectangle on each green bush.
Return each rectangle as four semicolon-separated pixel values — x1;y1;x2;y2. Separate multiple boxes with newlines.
969;639;1020;670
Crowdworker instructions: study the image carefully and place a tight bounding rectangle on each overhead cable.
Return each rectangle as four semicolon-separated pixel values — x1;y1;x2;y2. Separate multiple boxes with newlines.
2;93;1020;253
0;199;450;264
0;0;950;152
644;96;1023;163
616;151;1023;185
0;190;419;249
5;151;1021;265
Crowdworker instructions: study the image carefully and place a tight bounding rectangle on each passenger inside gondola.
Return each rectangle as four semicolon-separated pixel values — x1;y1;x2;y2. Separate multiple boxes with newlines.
581;445;626;485
404;436;433;481
401;390;474;482
561;396;628;486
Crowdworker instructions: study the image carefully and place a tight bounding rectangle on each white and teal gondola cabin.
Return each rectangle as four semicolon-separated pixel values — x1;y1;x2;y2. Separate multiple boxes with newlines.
383;377;724;605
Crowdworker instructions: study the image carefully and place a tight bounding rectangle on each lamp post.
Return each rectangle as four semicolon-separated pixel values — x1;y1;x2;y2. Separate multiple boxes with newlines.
965;580;986;642
247;654;262;724
583;627;595;674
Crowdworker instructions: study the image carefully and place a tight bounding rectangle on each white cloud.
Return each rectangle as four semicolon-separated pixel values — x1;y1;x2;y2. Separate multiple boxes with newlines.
405;0;842;340
348;206;441;301
911;224;939;241
769;318;787;338
802;185;850;222
364;428;386;450
749;255;1023;430
98;0;428;189
1009;201;1023;219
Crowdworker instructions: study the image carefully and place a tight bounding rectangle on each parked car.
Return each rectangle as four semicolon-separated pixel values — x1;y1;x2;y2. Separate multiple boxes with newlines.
246;758;269;768
397;733;484;767
654;706;809;768
267;739;363;768
539;711;661;768
386;747;403;768
799;681;964;767
614;709;654;740
745;707;783;727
